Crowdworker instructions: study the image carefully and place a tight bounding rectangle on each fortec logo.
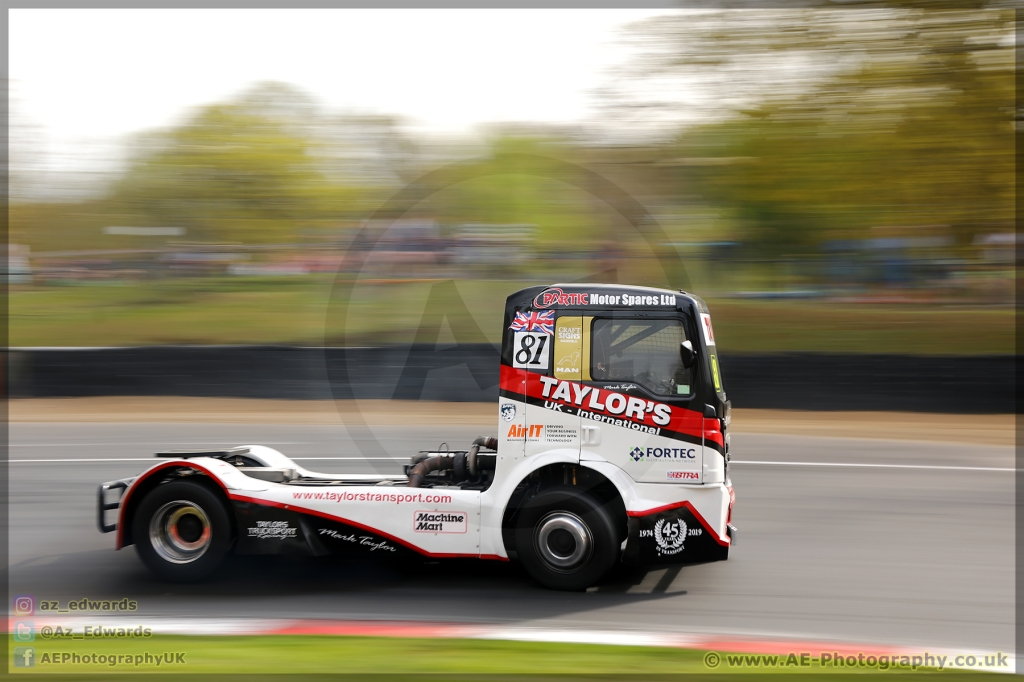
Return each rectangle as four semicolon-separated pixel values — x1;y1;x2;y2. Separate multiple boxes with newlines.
534;288;588;308
629;446;697;461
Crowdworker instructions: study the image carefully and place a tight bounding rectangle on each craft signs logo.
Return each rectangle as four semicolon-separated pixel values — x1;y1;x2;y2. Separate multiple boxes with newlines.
654;518;687;556
500;403;516;422
629;446;645;462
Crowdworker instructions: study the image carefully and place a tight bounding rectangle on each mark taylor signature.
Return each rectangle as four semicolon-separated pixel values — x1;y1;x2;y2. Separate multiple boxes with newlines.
318;528;396;552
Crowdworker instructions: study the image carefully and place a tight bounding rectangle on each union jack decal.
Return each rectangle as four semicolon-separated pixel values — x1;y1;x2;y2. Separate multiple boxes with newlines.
510;310;555;335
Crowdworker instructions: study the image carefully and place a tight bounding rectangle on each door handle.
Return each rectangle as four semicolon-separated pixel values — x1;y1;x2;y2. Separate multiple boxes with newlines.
582;425;601;446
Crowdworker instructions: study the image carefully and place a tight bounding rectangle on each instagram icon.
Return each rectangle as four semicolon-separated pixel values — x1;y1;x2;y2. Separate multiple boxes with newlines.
13;595;34;616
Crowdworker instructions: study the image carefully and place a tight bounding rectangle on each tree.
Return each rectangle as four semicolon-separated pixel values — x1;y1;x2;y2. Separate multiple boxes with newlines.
610;8;1014;257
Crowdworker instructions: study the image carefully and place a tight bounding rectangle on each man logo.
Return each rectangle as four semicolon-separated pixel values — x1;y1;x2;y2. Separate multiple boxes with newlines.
500;404;516;422
629;447;645;462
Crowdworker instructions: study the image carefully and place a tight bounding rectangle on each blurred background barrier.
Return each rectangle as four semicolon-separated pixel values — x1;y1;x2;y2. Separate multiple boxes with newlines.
7;347;1013;413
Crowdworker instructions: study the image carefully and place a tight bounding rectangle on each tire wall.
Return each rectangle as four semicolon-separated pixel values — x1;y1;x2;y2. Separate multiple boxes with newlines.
5;346;1014;413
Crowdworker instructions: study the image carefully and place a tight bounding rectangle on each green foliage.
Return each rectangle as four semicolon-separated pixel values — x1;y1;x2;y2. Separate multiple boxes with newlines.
629;9;1013;255
422;137;606;248
113;104;339;243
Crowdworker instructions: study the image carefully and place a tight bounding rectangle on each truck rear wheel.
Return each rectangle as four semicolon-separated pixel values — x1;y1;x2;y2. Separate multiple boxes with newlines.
132;480;233;582
515;486;619;591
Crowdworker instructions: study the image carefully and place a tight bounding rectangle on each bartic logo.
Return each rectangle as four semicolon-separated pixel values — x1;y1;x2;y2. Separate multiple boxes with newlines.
629;447;645;462
534;288;589;308
500;403;516;422
414;510;468;534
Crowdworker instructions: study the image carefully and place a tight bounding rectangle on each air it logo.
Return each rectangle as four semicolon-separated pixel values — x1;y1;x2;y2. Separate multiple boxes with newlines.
629;447;645;462
507;424;543;439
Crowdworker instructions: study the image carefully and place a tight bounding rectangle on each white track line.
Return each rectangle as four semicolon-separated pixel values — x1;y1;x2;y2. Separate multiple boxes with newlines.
8;457;406;463
10;441;316;447
6;458;1015;471
731;460;1014;472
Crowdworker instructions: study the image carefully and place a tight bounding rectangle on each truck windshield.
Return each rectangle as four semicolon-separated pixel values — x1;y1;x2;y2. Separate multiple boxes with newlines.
591;318;691;396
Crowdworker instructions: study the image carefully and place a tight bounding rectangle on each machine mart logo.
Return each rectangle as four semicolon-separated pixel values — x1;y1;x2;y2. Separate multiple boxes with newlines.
414;511;468;533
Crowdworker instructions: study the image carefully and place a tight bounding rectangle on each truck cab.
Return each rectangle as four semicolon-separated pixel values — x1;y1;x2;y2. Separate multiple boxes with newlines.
488;284;734;585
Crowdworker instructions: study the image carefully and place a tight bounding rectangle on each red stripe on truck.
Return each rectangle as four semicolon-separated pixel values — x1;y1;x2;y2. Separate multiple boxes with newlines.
499;364;723;447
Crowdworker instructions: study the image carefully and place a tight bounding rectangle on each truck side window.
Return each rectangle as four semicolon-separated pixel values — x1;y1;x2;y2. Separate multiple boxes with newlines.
591;318;692;397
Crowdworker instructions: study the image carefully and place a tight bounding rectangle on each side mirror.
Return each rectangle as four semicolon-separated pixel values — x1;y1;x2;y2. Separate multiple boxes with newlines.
680;340;695;368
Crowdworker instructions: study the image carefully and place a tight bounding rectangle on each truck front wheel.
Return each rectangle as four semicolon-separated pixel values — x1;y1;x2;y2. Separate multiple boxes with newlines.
132;480;233;582
515;486;619;591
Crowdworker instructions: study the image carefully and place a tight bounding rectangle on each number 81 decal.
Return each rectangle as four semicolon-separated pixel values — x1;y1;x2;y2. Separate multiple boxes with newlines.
512;331;551;369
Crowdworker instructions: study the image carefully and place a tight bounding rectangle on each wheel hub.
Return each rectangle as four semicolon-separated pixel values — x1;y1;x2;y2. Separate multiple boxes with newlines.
149;500;212;564
535;511;592;571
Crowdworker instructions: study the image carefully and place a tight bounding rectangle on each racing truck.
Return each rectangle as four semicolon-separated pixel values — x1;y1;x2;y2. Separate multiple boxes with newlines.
98;284;735;591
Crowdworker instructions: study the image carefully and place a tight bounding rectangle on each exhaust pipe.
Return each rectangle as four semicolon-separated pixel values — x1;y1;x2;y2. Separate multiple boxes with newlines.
467;436;498;477
407;455;453;488
408;436;498;487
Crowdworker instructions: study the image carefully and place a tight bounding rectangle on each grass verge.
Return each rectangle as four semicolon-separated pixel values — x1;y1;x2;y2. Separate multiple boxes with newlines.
6;634;1007;678
10;277;1014;354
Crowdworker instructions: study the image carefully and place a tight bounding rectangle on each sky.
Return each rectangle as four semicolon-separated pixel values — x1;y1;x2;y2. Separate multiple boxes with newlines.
10;9;672;175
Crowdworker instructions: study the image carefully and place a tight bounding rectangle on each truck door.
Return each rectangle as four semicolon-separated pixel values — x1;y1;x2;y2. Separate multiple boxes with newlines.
579;316;705;484
504;310;583;461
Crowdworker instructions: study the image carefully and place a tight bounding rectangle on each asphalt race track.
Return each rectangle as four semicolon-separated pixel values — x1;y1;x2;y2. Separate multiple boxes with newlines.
8;422;1014;653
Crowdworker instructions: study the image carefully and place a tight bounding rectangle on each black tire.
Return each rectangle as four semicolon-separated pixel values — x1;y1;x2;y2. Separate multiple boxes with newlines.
515;486;619;591
132;480;233;582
